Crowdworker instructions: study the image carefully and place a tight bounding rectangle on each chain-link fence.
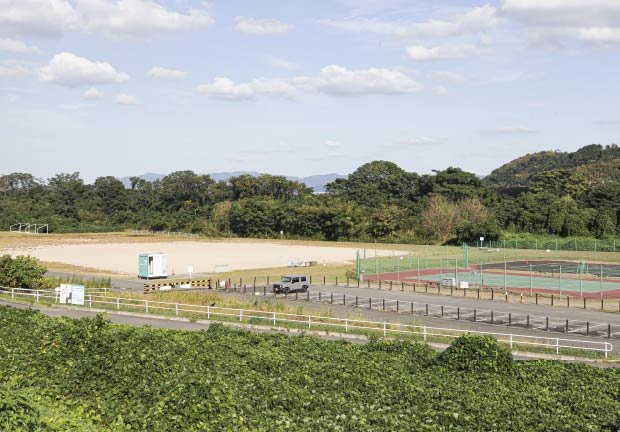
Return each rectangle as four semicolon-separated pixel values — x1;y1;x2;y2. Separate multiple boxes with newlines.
355;243;620;298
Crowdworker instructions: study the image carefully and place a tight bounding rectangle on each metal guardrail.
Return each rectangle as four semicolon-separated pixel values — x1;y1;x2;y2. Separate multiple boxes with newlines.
0;287;613;358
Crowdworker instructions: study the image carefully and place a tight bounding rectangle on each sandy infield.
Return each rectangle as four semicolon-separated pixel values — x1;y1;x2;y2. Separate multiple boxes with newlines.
0;241;400;275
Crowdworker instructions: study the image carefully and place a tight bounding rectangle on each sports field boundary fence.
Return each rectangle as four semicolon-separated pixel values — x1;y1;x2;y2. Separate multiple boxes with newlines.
0;287;613;358
355;244;620;299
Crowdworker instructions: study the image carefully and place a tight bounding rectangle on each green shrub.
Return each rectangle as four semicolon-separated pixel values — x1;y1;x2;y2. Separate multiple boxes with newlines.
0;385;42;431
435;334;513;373
345;269;358;280
0;255;47;289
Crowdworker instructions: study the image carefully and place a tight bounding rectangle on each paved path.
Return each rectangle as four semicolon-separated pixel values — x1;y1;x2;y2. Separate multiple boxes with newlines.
312;285;620;325
0;298;212;331
209;291;619;355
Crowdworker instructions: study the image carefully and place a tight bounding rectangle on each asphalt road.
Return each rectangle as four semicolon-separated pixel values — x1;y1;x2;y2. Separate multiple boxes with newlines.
310;284;620;325
0;298;212;331
47;270;620;325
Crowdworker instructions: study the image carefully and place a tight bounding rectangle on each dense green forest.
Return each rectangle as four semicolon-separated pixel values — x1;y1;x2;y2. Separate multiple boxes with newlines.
1;306;618;431
1;144;619;243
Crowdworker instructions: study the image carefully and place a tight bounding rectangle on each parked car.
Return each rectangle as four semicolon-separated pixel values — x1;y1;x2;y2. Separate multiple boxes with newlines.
272;275;310;294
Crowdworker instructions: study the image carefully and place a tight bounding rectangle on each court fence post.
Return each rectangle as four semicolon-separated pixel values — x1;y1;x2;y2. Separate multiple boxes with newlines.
559;265;562;298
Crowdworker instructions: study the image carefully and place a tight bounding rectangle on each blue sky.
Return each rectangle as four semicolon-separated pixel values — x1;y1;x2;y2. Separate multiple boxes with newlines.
1;0;619;182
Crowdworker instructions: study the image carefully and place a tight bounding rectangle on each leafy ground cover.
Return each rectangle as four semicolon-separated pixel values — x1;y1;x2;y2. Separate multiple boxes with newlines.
0;305;618;431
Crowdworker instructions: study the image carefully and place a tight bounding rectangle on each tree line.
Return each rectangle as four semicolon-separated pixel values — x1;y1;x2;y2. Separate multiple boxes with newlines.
1;158;619;243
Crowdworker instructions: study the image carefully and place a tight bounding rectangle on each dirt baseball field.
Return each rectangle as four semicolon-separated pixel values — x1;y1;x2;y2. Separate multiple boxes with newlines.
0;233;402;275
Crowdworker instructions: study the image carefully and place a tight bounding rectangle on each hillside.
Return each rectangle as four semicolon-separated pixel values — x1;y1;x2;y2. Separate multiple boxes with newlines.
486;144;620;186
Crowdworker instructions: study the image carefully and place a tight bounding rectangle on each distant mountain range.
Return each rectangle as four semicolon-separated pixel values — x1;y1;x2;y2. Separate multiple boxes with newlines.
118;172;346;193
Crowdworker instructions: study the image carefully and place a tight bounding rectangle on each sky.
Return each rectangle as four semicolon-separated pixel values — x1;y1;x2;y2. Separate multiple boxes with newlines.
1;0;619;182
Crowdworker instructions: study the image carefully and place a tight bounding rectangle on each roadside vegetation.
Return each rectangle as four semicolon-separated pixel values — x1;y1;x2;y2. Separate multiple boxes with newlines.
0;255;111;289
0;307;618;431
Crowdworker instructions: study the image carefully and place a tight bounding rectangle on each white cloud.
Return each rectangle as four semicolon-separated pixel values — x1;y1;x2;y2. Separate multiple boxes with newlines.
303;65;422;95
39;52;129;87
0;0;214;39
197;65;421;100
115;94;136;105
484;126;538;134
0;0;78;37
406;44;486;61
235;17;294;35
325;140;341;148
575;27;620;43
433;86;448;95
501;0;620;44
320;5;498;38
0;38;39;54
197;77;297;101
83;87;103;99
147;67;188;80
77;0;214;38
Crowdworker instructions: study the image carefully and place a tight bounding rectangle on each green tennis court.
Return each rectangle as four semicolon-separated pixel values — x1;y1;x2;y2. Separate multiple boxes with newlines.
362;259;620;298
409;269;620;296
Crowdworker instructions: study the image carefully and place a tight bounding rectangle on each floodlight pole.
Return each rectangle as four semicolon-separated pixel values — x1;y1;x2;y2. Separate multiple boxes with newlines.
375;249;378;279
559;265;562;298
504;261;507;293
600;264;603;300
455;259;458;286
363;248;367;273
417;256;420;281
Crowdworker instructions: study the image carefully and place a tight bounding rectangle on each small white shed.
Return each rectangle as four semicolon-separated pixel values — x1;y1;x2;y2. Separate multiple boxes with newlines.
138;253;168;279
